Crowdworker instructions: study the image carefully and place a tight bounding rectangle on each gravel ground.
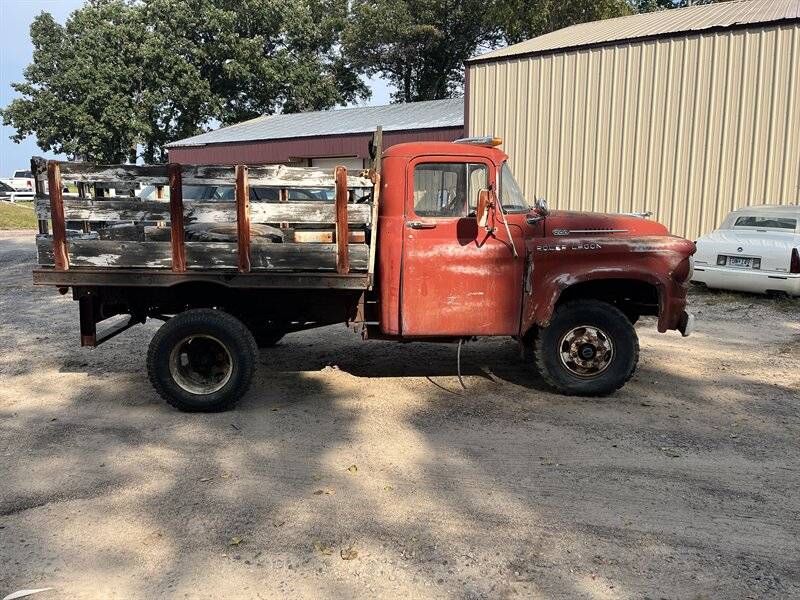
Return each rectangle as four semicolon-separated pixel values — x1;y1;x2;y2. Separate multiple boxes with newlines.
1;229;799;599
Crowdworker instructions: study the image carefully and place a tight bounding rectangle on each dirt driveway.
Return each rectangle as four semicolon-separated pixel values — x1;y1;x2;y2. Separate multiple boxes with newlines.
1;229;798;599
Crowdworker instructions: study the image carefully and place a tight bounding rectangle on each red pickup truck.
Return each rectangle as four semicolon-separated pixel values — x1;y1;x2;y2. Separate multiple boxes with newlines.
32;137;695;411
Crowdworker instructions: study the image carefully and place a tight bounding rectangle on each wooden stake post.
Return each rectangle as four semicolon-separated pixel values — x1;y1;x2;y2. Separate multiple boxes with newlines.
46;161;69;270
334;166;350;274
168;163;186;272
235;165;251;273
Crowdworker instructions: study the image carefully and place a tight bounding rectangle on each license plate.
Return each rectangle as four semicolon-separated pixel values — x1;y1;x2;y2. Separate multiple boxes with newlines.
727;256;752;268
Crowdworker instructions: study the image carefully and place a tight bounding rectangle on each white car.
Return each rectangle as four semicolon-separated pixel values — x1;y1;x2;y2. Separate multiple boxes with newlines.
0;181;34;202
692;205;800;296
0;169;35;192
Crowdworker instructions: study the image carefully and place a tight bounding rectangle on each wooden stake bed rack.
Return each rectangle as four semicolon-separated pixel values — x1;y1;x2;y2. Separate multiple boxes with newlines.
31;158;379;291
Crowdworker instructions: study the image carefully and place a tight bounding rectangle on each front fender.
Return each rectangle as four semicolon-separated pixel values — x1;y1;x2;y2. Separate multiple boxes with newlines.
522;236;695;334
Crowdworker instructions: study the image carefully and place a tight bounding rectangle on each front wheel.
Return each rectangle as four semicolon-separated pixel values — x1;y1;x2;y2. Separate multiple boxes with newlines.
534;300;639;396
147;309;258;412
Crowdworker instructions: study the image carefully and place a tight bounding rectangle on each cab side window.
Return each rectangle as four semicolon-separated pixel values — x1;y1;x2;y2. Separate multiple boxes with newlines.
413;163;487;217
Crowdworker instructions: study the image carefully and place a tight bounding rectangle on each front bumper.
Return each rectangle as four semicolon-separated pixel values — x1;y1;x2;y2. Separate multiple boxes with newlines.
692;266;800;296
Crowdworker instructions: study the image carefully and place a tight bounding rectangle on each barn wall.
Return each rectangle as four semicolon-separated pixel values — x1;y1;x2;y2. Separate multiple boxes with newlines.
467;22;800;239
167;127;464;167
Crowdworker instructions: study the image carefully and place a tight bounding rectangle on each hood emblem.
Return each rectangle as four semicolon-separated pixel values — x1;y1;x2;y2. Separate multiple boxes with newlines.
737;247;743;253
552;228;628;236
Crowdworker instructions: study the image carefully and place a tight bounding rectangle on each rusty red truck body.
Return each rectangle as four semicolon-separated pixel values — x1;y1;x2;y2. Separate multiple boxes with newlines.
32;137;695;411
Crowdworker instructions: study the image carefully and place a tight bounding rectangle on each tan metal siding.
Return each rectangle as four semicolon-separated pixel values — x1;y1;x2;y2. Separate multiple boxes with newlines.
471;0;800;63
467;22;800;239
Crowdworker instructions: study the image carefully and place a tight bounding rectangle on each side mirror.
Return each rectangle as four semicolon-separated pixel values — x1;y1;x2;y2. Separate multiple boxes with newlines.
534;197;549;216
476;188;495;229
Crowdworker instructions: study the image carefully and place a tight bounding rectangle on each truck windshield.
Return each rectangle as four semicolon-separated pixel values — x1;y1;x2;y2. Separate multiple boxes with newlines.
499;163;530;213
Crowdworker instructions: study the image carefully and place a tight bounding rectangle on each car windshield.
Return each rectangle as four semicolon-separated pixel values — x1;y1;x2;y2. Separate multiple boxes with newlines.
499;163;531;213
13;170;32;178
733;215;797;230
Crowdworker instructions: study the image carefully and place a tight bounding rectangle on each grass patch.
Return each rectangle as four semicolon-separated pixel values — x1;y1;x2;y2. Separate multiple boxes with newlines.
0;201;38;229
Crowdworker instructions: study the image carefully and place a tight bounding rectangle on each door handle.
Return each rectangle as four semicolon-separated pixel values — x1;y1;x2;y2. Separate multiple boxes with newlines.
407;221;437;230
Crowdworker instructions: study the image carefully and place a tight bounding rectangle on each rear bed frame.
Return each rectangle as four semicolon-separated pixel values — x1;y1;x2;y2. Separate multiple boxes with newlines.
32;130;384;346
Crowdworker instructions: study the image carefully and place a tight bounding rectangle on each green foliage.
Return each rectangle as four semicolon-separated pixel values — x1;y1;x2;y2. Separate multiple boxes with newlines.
634;0;720;13
342;0;496;102
495;0;634;45
2;0;367;163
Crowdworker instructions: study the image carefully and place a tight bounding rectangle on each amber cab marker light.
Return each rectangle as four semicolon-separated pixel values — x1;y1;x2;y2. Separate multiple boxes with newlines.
454;136;503;147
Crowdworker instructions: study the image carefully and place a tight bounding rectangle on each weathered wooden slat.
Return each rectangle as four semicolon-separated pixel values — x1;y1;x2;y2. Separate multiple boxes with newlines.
293;230;366;243
36;196;172;221
37;238;368;271
47;161;69;270
181;164;372;188
36;196;372;225
235;165;251;273
42;160;373;188
335;166;349;275
59;163;169;184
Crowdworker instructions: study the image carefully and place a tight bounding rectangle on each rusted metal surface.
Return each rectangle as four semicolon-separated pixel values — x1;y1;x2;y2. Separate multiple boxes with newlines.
33;268;371;290
46;161;69;271
168;163;187;272
235;165;251;273
335;166;349;275
78;293;97;347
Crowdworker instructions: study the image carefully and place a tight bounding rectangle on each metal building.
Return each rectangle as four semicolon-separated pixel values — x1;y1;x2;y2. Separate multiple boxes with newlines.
466;0;800;239
167;98;464;171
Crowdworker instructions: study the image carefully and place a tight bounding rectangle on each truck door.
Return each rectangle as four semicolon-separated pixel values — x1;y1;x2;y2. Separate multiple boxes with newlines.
400;156;525;336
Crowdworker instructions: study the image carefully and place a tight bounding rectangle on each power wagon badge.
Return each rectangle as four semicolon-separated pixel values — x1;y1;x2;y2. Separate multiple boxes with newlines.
536;242;603;252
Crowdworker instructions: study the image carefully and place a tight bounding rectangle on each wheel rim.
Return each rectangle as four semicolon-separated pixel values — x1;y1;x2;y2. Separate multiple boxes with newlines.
169;334;233;394
558;325;614;378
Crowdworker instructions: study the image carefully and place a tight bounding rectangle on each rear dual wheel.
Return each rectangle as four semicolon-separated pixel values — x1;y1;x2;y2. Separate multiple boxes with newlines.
533;300;639;396
147;309;257;412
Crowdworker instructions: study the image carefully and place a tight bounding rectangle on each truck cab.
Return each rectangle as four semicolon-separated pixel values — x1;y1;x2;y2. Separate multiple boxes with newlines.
374;139;695;394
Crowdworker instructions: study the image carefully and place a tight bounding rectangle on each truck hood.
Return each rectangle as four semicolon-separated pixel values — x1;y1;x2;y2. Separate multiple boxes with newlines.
544;211;670;237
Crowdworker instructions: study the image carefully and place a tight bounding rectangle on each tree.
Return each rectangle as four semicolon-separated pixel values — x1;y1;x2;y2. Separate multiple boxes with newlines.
495;0;635;45
2;0;368;163
342;0;496;102
633;0;721;12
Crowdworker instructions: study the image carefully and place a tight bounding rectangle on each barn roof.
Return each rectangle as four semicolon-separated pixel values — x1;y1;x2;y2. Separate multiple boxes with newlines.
167;98;464;148
468;0;800;64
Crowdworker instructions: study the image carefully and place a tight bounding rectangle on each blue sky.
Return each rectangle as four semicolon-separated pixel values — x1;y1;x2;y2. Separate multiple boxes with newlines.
0;0;391;174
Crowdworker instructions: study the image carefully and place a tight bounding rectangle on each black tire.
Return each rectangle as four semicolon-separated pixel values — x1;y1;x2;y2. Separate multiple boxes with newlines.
147;309;258;412
534;299;639;396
